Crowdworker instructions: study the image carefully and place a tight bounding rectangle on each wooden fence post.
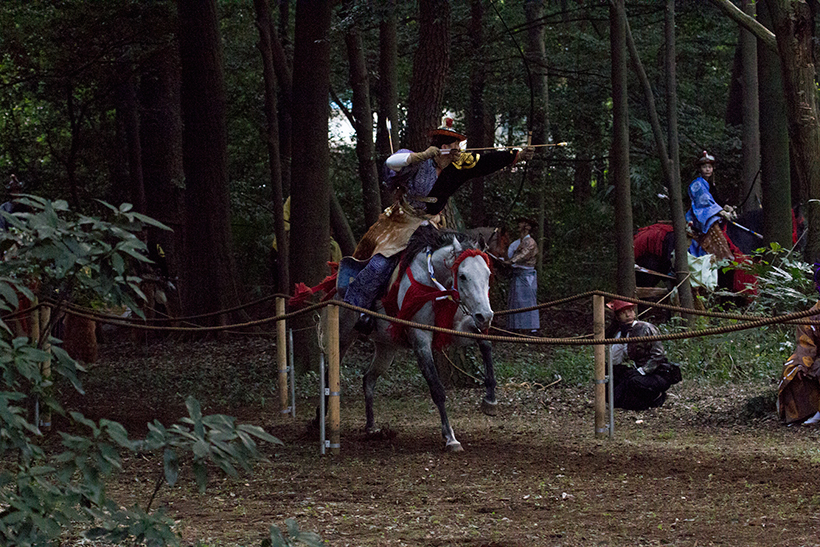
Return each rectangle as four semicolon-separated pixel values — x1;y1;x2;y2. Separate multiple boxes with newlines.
326;304;340;454
276;297;289;416
593;294;607;438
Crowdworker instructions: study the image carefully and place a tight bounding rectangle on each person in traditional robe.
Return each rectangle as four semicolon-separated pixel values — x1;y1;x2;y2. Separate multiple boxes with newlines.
685;150;736;260
344;118;533;333
778;294;820;425
505;217;539;334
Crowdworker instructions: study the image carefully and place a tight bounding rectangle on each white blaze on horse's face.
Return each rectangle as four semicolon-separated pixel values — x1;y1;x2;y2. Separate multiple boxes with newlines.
455;254;493;332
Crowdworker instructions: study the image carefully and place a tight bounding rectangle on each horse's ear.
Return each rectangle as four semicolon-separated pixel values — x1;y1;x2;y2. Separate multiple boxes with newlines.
452;236;463;254
477;234;487;251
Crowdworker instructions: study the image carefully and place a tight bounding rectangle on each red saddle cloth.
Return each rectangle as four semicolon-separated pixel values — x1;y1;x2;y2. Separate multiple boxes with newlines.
633;223;674;260
382;267;459;350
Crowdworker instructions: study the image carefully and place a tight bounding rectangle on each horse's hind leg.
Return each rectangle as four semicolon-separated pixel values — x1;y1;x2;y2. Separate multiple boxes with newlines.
477;340;498;416
363;342;395;433
413;335;462;452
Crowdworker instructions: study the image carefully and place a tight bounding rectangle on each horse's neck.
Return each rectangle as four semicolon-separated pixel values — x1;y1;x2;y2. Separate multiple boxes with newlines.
409;246;454;289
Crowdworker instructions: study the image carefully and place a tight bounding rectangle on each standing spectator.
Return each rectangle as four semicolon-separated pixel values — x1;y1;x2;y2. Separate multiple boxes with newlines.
505;217;539;334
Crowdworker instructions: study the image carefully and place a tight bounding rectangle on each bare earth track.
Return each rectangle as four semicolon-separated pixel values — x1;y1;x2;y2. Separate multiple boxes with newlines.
57;336;820;547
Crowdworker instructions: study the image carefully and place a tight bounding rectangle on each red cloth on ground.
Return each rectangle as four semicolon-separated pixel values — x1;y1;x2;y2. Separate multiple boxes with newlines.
633;223;674;260
382;268;459;350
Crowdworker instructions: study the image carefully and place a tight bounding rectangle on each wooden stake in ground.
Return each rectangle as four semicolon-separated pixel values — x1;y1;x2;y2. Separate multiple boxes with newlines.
593;295;607;438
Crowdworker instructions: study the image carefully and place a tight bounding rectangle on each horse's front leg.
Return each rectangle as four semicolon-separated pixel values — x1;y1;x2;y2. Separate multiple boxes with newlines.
412;332;462;452
477;340;498;416
363;342;395;434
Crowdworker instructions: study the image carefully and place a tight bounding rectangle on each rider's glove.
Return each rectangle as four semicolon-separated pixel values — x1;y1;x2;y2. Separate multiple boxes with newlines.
719;205;737;221
516;146;536;163
409;146;440;164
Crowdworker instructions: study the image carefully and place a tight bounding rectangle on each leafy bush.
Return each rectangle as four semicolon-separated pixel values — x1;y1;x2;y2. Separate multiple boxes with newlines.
0;197;290;546
727;242;816;315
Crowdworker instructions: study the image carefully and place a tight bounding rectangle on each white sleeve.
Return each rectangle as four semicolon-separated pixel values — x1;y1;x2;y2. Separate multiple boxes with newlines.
385;152;413;171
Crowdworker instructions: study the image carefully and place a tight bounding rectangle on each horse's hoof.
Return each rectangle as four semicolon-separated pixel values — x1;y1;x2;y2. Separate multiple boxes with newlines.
445;441;464;452
365;424;396;440
480;399;498;416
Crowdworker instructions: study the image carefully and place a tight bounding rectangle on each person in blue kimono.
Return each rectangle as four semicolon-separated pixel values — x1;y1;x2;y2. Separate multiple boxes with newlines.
685;151;736;260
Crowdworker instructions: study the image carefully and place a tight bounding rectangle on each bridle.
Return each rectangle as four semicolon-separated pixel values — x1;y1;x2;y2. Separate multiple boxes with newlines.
426;246;491;317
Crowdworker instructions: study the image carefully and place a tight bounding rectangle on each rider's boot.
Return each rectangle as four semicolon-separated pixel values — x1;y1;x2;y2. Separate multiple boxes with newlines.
354;312;375;335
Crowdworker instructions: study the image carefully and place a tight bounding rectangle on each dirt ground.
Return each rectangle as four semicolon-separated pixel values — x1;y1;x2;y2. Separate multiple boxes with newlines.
58;335;820;547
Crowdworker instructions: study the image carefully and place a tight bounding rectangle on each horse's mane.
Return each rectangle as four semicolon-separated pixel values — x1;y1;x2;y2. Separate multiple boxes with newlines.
399;224;480;273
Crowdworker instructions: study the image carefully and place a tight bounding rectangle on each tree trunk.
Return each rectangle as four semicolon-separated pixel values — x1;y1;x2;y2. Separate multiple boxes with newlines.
764;0;820;263
115;52;145;215
467;0;487;227
289;0;332;375
757;0;793;248
254;0;289;293
740;0;761;211
330;192;356;257
406;0;450;151
525;0;549;274
343;0;381;228
139;42;185;312
610;0;635;298
376;1;398;163
617;0;692;310
664;0;695;312
177;0;240;324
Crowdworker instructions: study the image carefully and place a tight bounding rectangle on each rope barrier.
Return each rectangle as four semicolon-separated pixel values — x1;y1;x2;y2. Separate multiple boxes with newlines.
5;288;819;346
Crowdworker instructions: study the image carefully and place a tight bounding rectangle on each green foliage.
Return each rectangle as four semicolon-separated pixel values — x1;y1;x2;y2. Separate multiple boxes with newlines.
0;197;285;546
262;518;324;547
0;196;170;314
664;321;791;382
725;243;816;315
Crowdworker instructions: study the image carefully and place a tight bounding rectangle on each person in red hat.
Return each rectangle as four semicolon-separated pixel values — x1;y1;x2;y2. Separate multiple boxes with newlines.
607;299;681;410
344;117;534;333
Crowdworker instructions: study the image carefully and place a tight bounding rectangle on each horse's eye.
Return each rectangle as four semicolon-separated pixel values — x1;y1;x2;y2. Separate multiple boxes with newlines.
459;274;466;280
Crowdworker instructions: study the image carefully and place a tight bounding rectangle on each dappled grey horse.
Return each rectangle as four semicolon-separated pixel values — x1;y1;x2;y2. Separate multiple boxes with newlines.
336;226;498;452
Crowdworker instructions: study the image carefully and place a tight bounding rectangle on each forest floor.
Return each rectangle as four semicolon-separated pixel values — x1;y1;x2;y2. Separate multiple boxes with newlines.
54;330;820;547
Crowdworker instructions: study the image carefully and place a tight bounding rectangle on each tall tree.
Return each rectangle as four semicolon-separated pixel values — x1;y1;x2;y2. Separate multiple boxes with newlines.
289;0;332;374
664;0;695;313
467;0;488;227
376;1;398;165
140;42;185;309
177;0;241;323
763;0;820;262
756;0;793;248
610;0;635;297
739;0;761;211
524;0;549;272
713;0;820;260
406;0;450;151
342;0;381;228
253;0;289;293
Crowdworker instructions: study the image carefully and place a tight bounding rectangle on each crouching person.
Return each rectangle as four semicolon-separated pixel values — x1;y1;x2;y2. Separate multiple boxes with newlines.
608;299;682;410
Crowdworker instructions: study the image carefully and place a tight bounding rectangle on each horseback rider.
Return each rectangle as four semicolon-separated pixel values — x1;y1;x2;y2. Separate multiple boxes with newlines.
344;117;534;333
685;150;737;260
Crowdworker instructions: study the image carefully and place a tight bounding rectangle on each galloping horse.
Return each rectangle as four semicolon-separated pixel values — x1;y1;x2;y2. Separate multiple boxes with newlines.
336;225;497;452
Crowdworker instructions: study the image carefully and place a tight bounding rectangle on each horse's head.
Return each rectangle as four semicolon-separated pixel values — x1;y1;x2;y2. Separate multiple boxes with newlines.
450;240;493;332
